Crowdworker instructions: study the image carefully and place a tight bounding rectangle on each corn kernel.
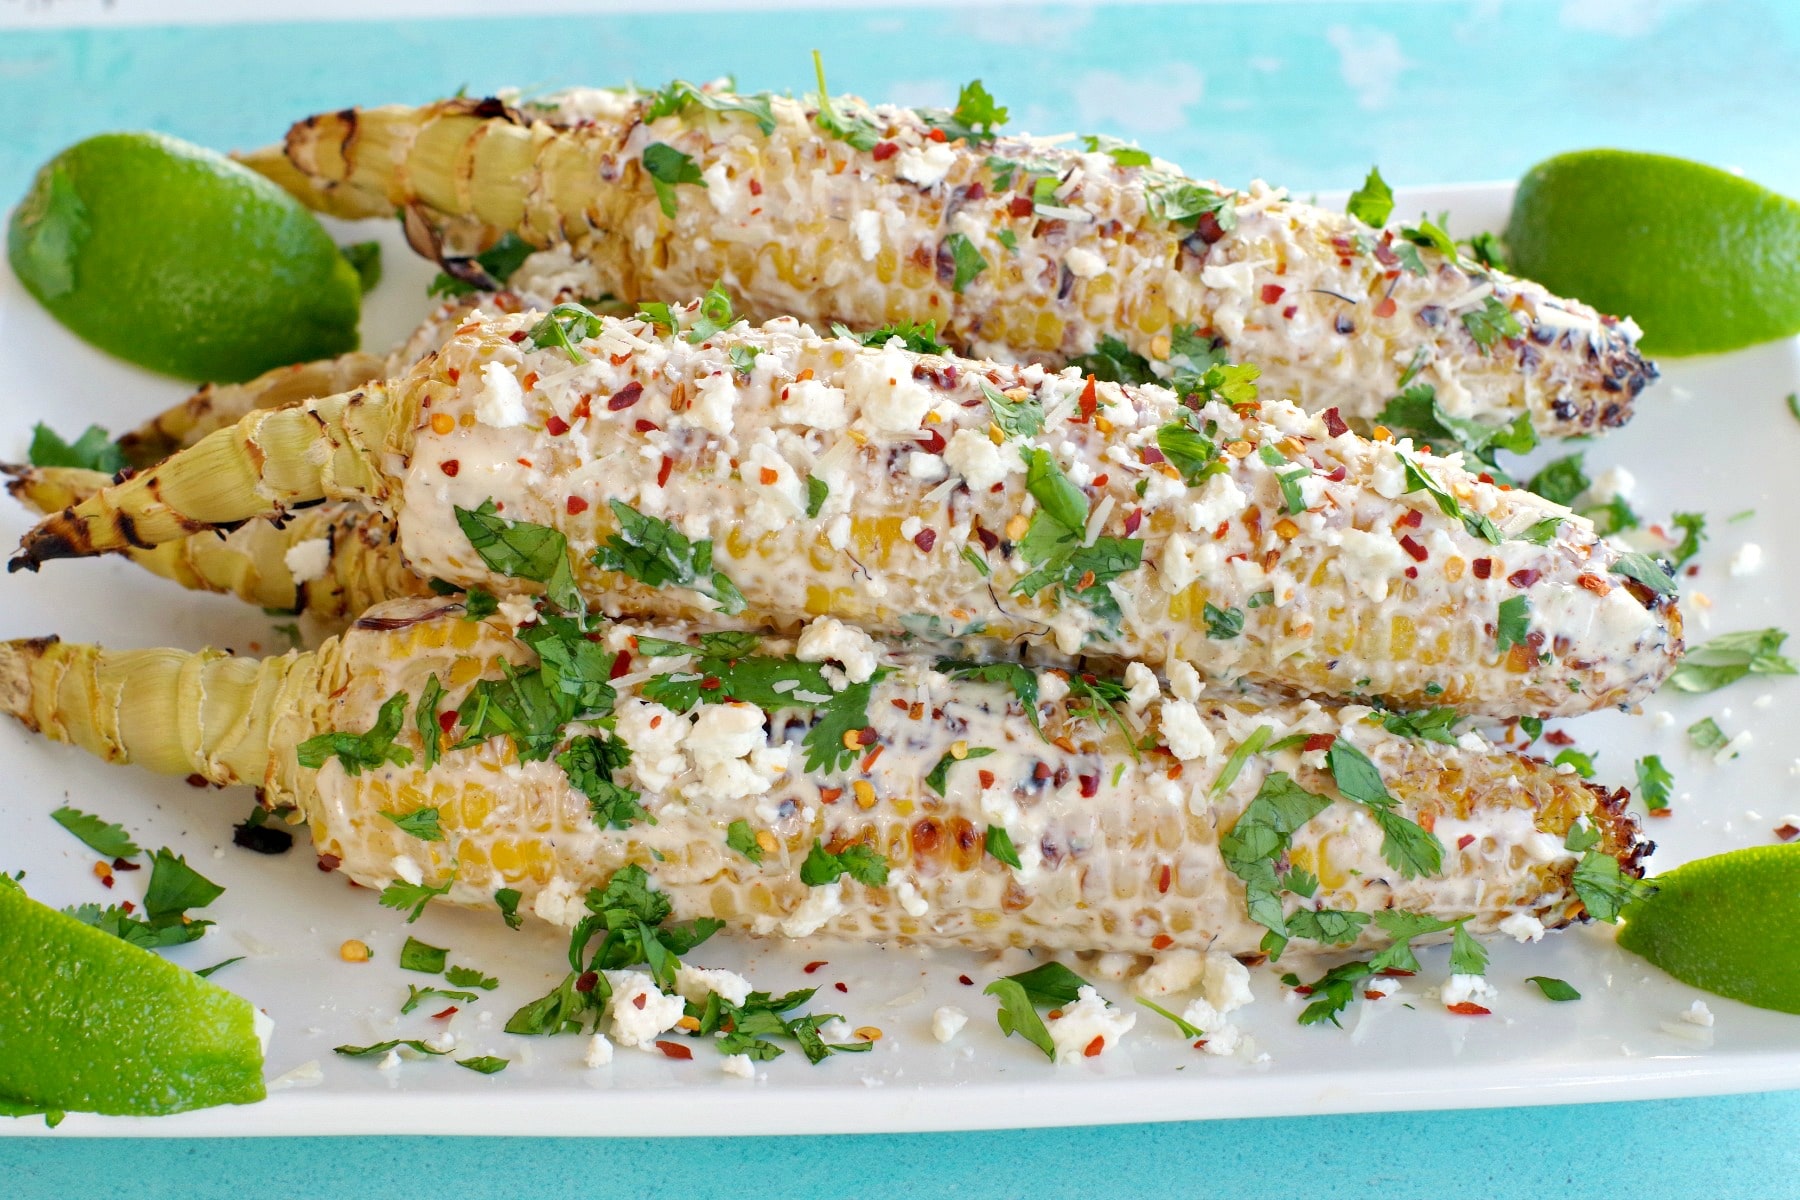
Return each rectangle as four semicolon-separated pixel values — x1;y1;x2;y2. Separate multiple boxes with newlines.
1371;425;1392;442
92;860;111;881
676;1015;701;1031
755;830;779;855
1226;440;1253;458
1094;415;1114;435
430;412;455;435
1005;514;1030;541
1274;517;1299;539
340;939;371;963
988;423;1004;445
853;780;877;809
950;740;969;760
854;1026;883;1042
1149;333;1172;360
843;729;863;751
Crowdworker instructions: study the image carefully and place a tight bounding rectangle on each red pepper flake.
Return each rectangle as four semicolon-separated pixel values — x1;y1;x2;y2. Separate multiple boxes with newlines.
610;353;632;366
861;745;884;772
820;786;843;805
575;971;599;993
1472;557;1493;579
186;773;208;788
1322;407;1349;437
700;676;722;691
655;1040;693;1060
635;418;660;433
1193;210;1226;244
516;458;533;469
1075;569;1096;591
432;1007;459;1019
546;415;570;436
1446;1002;1491;1016
1009;195;1034;218
609;650;633;680
567;495;589;515
1776;824;1799;842
440;459;460;477
1545;730;1575;746
446;367;461;382
917;427;946;455
835;982;848;993
872;141;899;161
927;127;947;143
608;382;644;411
1124;508;1143;536
657;455;673;488
1033;761;1052;781
1261;283;1286;304
959;974;974;986
1649;808;1674;819
317;853;341;873
632;993;647;1010
438;709;458;734
977;769;996;789
759;467;779;486
112;856;139;872
857;727;879;746
1083;1036;1106;1058
1302;732;1337;752
975;526;1000;551
1457;834;1475;850
749;178;763;195
1400;534;1428;562
1282;305;1298;319
119;900;136;913
1078;375;1099;421
1373;296;1397;319
1400;509;1423;528
508;330;529;343
1078;774;1099;798
1140;445;1166;465
1508;568;1541;588
1326;465;1347;482
100;873;114;889
1156;864;1172;894
1404;565;1419;579
1091;473;1110;489
804;960;829;974
913;528;937;552
520;371;540;391
1150;933;1174;951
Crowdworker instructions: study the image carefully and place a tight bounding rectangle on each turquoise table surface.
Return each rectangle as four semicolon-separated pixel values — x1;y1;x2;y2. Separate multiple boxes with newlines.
4;3;1800;1196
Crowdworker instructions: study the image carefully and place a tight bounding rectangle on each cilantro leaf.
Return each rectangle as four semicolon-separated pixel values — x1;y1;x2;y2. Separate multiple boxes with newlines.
378;872;455;923
594;500;745;614
1572;850;1654;923
981;380;1045;438
1345;166;1394;227
1203;601;1244;640
1289;959;1378;1027
945;232;987;292
446;965;499;990
1257;442;1312;515
1461;295;1522;353
1495;595;1531;653
1610;551;1677;596
1553;748;1597;779
381;806;443;842
1376;706;1461;745
1219;771;1333;954
726;818;764;863
527;302;605;363
936;660;1042;735
49;806;139;860
983;978;1056;1060
1375;382;1537;473
829;319;948;355
399;936;449;974
810;51;882;151
504;971;602;1036
1449;919;1489;976
453;500;582;613
1526;453;1590;507
63;902;209;949
1067;335;1156;385
1526;976;1581;1002
1080;134;1152;168
1144;177;1238;232
1687;716;1728;752
805;475;828;518
402;985;479;1015
984;824;1022;869
558;735;651;830
1579;496;1639;536
1325;741;1444;879
1635;755;1672;813
1460;231;1507;270
1667;628;1797;694
1368;909;1456;974
494;887;524;930
457;1056;509;1074
1669;511;1707;567
429;232;534;297
297;690;414;776
799;839;890;887
1137;996;1205;1039
334;1039;449;1059
1005;962;1090;1007
643;78;776;135
924;746;996;797
1285;907;1372;945
1156;417;1223;486
642;142;706;218
28;423;125;473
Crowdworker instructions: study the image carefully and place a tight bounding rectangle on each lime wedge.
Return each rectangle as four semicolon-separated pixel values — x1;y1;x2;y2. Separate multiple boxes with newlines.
1616;845;1800;1014
0;879;266;1117
1505;149;1800;356
7;131;361;383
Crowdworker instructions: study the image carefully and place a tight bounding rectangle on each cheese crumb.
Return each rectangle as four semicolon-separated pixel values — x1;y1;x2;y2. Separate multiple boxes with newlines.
1681;1000;1715;1027
1160;699;1216;761
850;209;882;261
474;361;528;427
603;971;686;1047
1440;974;1498;1010
896;141;957;189
721;1052;756;1079
795;616;881;684
676;964;754;1008
944;428;1009;490
283;538;331;585
1498;912;1547;943
1167;659;1204;704
1063;246;1107;278
931;1006;969;1044
1123;661;1160;714
1047;985;1135;1063
781;378;848;430
583;1033;615;1068
1729;543;1764;577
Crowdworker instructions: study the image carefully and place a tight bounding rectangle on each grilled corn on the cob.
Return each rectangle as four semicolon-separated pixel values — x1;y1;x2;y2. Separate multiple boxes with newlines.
0;597;1646;955
241;86;1656;437
5;466;424;625
13;307;1681;717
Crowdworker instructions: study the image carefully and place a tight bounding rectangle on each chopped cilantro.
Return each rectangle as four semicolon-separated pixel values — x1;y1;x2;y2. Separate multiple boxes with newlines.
937;660;1042;736
683;282;738;344
1285;907;1371;945
1610;551;1677;596
1460;231;1507;270
296;690;414;776
494;887;524;930
1526;453;1589;507
28;422;125;473
1144;176;1238;232
1203;601;1244;640
945;232;987;292
334;1039;449;1059
829;319;948;355
1376;705;1461;744
1667;628;1797;693
1526;976;1581;1002
429;232;534;297
456;1056;509;1074
642;142;706;218
527;302;605;363
1137;997;1205;1039
380;806;444;841
1067;335;1156;385
416;673;446;769
1005;962;1090;1006
194;957;244;978
799;839;890;887
1495;595;1531;653
1449;919;1489;976
402;985;479;1015
1375;382;1536;473
594;500;745;615
1325;741;1444;880
981;380;1045;438
961;545;991;576
1156;414;1224;486
1687;716;1728;751
1257;442;1312;515
446;965;499;990
1010;448;1144;626
920;79;1009;144
1399;452;1502;543
1553;748;1597;778
810;52;881;150
49;806;139;860
1288;959;1379;1027
1571;847;1654;922
984;824;1022;869
1345;166;1394;227
1219;771;1332;958
61;846;224;949
643;78;776;135
399;937;449;974
640;651;879;774
558;735;651;829
378;871;456;923
726;818;764;863
805;475;829;519
1669;511;1707;567
729;344;759;375
924;746;996;797
454;500;582;613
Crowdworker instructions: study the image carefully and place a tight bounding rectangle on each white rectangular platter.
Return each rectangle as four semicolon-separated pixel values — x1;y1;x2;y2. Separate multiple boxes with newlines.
2;183;1798;1136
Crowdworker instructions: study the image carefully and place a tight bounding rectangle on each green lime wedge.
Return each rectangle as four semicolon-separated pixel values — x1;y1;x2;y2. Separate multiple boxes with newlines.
0;878;266;1117
7;131;361;383
1616;845;1800;1014
1505;149;1800;356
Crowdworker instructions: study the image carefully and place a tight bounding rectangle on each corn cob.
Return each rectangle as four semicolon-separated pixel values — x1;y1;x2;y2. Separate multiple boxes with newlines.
12;306;1681;718
239;86;1656;438
0;597;1647;955
5;466;426;625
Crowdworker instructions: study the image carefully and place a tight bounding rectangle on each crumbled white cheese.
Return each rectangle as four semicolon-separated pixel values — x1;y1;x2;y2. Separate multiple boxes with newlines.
1135;950;1205;997
721;1053;756;1079
686;702;768;768
676;964;753;1008
583;1033;615;1068
1158;532;1201;594
1334;526;1410;602
780;880;843;938
895;879;929;918
1063;246;1107;278
283;537;331;585
1048;986;1136;1063
1180;472;1247;533
1201;952;1255;1014
1178;993;1244;1055
795;616;881;684
848;345;934;433
931;1006;969;1044
1498;912;1547;943
1441;973;1498;1010
1681;1000;1715;1027
1037;670;1069;705
603;970;687;1047
1160;699;1215;761
532;875;585;927
1729;542;1764;577
474;361;528;428
895;141;957;189
496;595;539;629
850;209;882;261
781;378;848;430
376;1048;403;1073
1167;659;1203;704
1123;661;1160;714
907;451;948;482
691;371;738;438
614;699;689;792
944;428;1009;490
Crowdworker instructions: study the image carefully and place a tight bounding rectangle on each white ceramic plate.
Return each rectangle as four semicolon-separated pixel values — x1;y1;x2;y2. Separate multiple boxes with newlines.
3;183;1798;1138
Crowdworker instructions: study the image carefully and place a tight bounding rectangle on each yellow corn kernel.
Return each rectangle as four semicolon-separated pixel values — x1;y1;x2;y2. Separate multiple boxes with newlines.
1005;514;1030;541
854;780;877;809
340;939;371;963
854;1026;883;1042
755;829;779;856
1149;333;1172;360
430;412;455;435
950;740;969;760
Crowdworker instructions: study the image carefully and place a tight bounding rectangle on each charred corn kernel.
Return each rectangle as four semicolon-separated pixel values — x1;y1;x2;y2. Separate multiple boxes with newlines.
22;314;1678;720
0;600;1647;959
340;939;371;962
